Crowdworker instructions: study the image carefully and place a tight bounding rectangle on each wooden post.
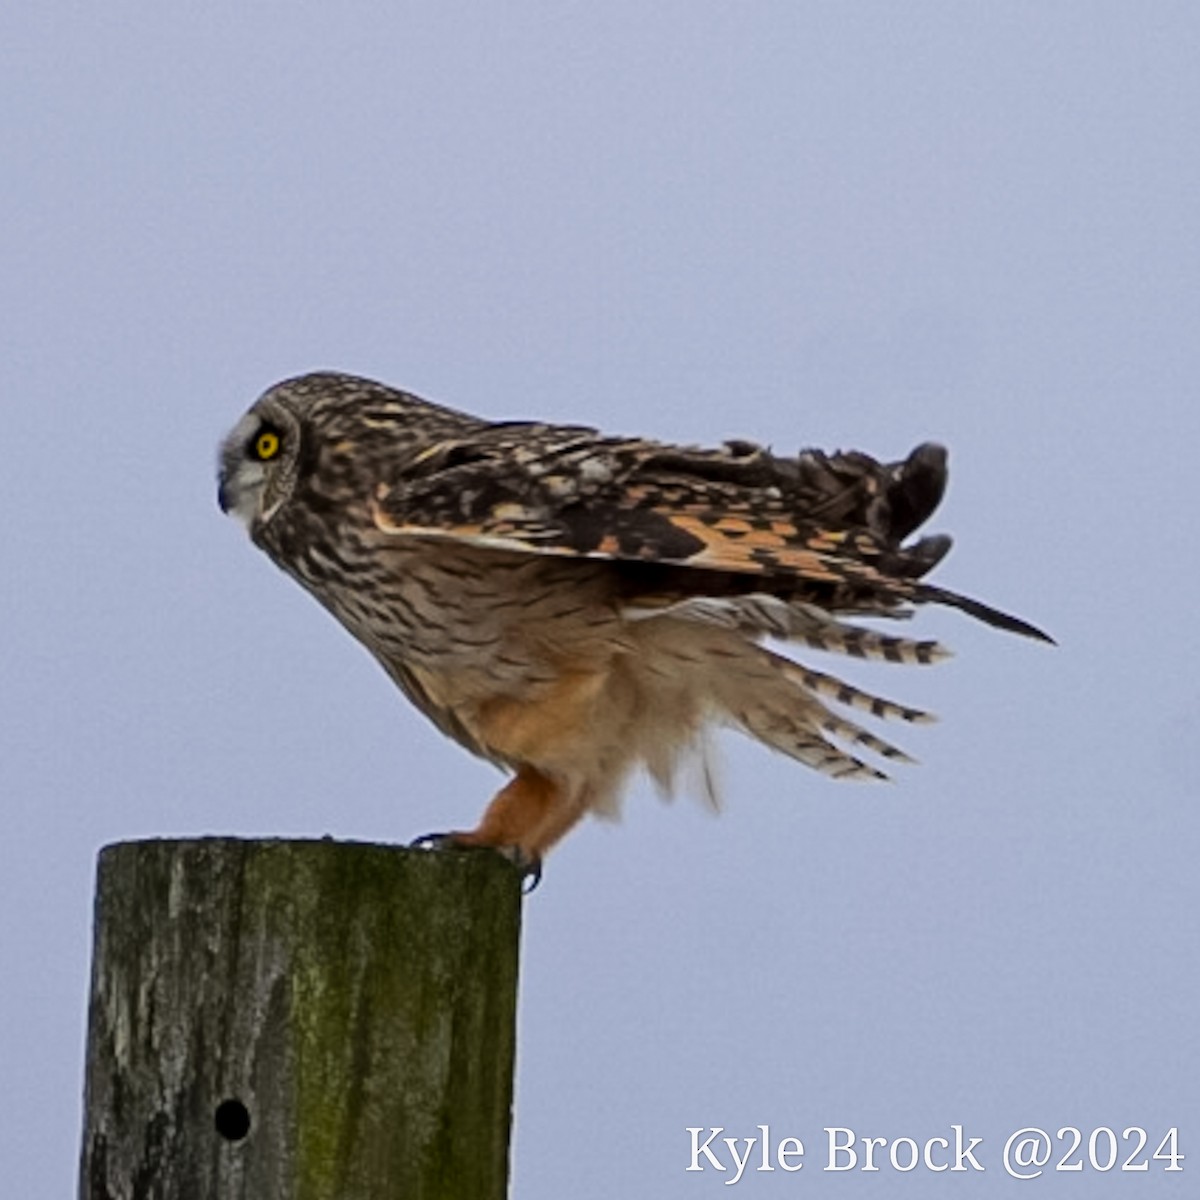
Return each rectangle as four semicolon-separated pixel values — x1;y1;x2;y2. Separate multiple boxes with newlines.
79;838;522;1200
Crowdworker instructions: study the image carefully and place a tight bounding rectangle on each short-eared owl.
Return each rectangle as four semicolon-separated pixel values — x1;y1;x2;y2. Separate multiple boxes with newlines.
218;373;1050;872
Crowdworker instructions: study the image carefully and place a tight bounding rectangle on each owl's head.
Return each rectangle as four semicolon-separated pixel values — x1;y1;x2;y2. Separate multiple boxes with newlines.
219;371;479;533
217;384;309;531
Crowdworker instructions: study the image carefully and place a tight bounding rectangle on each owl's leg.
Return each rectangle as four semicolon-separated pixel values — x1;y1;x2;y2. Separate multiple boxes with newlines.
450;765;585;861
419;668;606;878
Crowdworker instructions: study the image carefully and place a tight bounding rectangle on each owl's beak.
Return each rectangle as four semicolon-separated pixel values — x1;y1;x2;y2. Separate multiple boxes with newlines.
216;460;257;530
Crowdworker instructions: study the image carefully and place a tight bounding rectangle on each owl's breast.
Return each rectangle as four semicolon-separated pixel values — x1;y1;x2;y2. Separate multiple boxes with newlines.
261;510;627;695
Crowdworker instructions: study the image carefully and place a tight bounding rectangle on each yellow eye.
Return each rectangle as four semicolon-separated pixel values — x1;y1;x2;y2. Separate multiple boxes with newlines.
255;431;281;460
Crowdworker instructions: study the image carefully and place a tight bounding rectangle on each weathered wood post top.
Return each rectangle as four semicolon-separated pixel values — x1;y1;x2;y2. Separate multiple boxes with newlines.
79;837;523;1200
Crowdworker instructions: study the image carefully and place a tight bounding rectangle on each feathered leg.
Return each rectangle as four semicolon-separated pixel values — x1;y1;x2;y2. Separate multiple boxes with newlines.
451;766;586;859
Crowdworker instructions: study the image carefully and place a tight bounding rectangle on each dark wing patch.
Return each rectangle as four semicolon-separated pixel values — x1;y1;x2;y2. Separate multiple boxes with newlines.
555;504;708;560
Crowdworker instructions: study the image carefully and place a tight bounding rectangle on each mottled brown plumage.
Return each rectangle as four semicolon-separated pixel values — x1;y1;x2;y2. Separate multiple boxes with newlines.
218;372;1050;869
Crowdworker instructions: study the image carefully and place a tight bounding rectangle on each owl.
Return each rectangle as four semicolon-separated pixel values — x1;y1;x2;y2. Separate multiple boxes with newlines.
218;373;1050;880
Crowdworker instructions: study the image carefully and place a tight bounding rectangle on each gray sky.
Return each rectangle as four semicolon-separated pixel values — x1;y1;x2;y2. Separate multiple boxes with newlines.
3;4;1197;1196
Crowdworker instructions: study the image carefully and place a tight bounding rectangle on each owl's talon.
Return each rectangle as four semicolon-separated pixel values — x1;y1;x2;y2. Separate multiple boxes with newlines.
514;851;543;893
409;832;454;852
407;832;542;892
481;842;542;890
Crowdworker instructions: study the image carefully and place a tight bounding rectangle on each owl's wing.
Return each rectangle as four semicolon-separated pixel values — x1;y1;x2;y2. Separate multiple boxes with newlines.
372;425;1052;643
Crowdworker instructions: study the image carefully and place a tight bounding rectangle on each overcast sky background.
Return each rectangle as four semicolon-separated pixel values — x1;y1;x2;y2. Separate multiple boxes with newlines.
3;4;1197;1196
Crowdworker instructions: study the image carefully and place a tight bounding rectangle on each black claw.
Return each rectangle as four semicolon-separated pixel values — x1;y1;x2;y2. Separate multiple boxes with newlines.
409;831;453;851
518;854;543;894
492;843;543;893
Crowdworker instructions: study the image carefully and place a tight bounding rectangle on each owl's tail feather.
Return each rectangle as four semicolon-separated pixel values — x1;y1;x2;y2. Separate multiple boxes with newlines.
776;661;934;724
625;593;950;665
706;645;928;782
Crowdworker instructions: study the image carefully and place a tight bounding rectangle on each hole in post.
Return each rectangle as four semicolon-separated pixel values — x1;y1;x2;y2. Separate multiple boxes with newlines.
214;1098;251;1142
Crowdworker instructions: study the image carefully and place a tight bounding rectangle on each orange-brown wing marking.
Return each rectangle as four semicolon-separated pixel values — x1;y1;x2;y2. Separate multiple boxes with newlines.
370;494;904;593
661;513;844;582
